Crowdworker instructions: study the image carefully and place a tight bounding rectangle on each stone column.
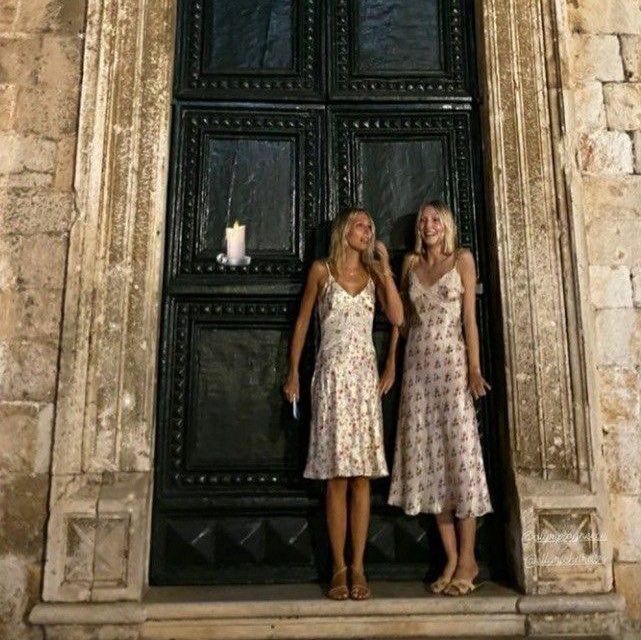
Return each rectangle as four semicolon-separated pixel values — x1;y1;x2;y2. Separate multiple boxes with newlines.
41;0;175;601
477;0;613;594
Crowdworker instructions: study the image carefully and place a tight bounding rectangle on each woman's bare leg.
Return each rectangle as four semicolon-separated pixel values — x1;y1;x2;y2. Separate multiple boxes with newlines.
435;511;458;582
453;517;478;582
349;476;370;572
326;478;349;585
349;476;371;598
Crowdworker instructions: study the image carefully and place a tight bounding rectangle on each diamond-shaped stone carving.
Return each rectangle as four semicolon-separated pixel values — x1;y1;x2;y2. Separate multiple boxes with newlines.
534;509;605;586
216;519;265;564
265;518;313;564
165;519;216;567
367;517;396;562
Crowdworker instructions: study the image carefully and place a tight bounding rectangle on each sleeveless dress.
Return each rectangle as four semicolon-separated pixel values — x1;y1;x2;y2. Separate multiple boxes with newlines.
388;265;492;518
303;264;389;479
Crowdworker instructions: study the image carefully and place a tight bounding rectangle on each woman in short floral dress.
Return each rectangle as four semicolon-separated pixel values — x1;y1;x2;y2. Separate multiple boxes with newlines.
384;200;492;597
284;207;403;600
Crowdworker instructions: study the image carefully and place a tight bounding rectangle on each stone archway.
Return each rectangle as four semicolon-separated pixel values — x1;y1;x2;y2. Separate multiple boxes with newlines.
33;0;615;624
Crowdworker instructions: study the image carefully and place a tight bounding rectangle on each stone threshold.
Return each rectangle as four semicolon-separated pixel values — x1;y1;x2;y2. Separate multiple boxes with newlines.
30;582;626;639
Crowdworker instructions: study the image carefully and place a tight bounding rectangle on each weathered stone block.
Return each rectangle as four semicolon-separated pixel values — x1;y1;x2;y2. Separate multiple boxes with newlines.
0;172;53;188
0;1;16;28
0;287;63;341
526;612;621;637
38;35;83;92
598;365;641;425
0;339;60;402
14;85;80;137
0;133;57;175
0;188;75;235
53;135;77;191
568;0;641;34
603;423;641;494
582;175;641;221
614;562;641;620
0;233;67;290
0;474;49;558
0;36;41;85
587;217;641;266
574;82;606;132
0;402;53;474
621;35;641;81
579;130;633;174
0;83;17;131
594;309;641;365
610;495;641;562
44;625;139;640
571;35;624;82
0;554;43;640
43;473;150;602
14;0;87;34
0;188;74;235
604;82;641;130
632;266;641;306
589;265;633;308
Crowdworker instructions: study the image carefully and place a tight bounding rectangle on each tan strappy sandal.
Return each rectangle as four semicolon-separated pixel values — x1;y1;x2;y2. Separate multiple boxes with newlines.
429;575;451;594
349;566;371;600
326;566;349;600
443;577;484;596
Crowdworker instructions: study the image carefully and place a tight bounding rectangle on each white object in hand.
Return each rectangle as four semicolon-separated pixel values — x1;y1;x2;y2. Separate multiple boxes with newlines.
225;220;246;264
292;398;299;420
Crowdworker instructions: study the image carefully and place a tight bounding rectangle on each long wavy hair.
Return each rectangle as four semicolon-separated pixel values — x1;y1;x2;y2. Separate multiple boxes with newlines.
328;207;376;275
414;199;457;256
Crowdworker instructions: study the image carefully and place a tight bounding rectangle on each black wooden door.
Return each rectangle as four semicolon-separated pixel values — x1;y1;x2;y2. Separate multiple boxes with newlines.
151;0;505;585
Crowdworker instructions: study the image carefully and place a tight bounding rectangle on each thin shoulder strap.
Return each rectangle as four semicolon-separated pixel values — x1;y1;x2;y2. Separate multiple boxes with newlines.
325;260;332;279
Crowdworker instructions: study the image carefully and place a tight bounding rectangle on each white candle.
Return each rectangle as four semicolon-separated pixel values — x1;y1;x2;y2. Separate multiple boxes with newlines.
225;220;246;264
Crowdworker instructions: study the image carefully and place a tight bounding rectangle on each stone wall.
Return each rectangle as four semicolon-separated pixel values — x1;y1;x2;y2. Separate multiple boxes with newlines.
569;0;641;622
0;1;85;638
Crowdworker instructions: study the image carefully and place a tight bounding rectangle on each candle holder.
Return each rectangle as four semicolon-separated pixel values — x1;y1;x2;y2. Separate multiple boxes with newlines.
216;252;252;267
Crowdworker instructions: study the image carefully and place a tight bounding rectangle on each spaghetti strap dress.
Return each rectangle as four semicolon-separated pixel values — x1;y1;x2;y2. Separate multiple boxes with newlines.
303;264;388;480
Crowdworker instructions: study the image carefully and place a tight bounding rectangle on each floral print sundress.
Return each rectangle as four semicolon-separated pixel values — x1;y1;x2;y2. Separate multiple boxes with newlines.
388;266;492;518
303;263;388;480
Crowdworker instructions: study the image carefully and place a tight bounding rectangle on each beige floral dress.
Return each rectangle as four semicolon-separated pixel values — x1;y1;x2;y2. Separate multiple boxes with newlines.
388;266;492;518
303;263;388;480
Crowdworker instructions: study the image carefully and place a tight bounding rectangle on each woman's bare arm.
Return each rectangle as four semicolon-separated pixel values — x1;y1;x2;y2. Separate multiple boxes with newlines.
283;260;326;401
458;249;490;399
379;253;414;395
373;241;404;327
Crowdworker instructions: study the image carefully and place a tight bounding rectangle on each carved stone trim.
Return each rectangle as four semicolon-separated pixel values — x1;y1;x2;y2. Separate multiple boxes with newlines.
476;0;612;593
43;0;175;601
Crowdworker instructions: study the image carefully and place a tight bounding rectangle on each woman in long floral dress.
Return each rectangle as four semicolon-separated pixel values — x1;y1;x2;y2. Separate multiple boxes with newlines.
384;200;492;596
283;207;403;600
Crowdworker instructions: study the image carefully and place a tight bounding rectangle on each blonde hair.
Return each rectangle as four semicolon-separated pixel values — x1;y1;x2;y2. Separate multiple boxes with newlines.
328;207;376;275
414;199;457;256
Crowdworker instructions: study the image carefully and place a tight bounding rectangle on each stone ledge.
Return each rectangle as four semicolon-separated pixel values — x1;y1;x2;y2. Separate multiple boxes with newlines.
29;584;625;638
517;593;626;614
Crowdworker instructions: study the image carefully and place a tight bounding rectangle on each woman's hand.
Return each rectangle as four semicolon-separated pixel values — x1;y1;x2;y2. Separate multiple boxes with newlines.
283;370;299;403
373;240;392;277
378;360;395;396
468;367;491;400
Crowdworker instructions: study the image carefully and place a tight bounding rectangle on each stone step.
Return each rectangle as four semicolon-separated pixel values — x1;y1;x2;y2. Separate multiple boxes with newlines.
30;582;626;640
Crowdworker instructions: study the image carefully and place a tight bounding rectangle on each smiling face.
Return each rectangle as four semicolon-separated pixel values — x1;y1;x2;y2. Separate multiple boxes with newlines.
345;211;374;252
419;206;445;249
